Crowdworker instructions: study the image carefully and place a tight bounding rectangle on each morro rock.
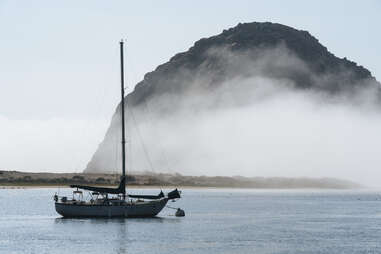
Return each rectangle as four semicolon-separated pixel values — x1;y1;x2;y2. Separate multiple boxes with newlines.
85;22;380;173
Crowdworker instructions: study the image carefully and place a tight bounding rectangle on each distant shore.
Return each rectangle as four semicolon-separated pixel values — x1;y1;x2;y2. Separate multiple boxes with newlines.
0;185;222;189
0;170;361;189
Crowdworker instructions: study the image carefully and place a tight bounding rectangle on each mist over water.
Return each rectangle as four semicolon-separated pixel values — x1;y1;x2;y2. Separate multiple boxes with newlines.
0;116;109;173
0;43;378;186
87;45;381;187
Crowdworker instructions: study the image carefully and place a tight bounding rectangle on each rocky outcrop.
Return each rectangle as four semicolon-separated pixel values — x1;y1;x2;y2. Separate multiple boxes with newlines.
127;22;377;107
85;22;380;173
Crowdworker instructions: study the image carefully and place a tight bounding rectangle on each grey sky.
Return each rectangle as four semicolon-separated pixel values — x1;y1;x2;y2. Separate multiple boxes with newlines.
0;0;380;174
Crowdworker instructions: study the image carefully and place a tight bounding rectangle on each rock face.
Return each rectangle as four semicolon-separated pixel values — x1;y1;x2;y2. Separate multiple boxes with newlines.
127;22;376;106
85;22;379;173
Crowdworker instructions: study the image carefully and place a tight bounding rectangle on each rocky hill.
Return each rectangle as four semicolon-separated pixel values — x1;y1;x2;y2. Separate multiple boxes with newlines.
127;22;377;107
85;22;380;174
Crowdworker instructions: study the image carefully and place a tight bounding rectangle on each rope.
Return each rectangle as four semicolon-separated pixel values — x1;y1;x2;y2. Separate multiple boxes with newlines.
71;65;114;174
127;105;155;172
142;99;174;173
114;129;120;182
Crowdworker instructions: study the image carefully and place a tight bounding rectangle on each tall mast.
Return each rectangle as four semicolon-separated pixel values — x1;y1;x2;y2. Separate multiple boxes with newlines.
120;40;126;199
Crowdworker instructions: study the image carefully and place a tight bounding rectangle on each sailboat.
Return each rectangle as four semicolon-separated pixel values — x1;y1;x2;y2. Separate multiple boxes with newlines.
54;41;181;218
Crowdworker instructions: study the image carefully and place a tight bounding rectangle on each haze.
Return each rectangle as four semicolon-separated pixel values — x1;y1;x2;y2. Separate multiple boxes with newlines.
1;1;381;186
89;45;381;187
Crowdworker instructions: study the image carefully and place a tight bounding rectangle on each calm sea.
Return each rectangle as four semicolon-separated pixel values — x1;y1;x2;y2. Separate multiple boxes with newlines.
0;188;380;254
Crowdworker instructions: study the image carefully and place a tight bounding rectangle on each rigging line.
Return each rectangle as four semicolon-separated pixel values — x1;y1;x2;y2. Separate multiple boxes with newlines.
123;49;161;179
84;48;124;177
141;99;174;173
114;128;119;179
126;112;133;175
71;75;112;173
126;103;156;173
123;47;139;94
76;45;123;174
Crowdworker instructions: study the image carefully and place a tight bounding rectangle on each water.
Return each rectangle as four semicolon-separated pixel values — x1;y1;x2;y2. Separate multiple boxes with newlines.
0;188;381;254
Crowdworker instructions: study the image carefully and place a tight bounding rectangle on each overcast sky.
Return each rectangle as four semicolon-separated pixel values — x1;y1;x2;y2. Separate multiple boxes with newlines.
0;0;380;174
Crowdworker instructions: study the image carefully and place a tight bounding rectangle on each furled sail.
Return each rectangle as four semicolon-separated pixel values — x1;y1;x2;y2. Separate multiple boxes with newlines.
129;189;180;200
70;177;126;195
70;177;180;200
128;191;165;200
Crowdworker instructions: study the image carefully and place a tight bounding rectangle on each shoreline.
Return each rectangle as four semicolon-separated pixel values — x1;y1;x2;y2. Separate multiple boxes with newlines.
0;184;362;190
0;170;361;189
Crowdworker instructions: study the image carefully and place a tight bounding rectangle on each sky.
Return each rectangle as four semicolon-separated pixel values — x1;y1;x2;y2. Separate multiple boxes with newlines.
0;0;380;177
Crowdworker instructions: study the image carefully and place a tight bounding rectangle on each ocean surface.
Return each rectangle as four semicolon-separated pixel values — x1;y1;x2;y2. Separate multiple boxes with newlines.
0;188;380;254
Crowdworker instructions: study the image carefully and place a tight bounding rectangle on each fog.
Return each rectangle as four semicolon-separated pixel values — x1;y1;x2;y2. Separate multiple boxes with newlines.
0;116;109;173
90;45;381;187
2;44;381;187
127;91;381;186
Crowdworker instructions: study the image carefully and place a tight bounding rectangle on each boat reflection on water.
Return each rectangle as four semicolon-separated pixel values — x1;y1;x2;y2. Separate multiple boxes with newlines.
53;216;183;253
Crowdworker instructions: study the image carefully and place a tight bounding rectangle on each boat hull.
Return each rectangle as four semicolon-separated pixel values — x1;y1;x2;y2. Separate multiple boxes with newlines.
55;198;168;218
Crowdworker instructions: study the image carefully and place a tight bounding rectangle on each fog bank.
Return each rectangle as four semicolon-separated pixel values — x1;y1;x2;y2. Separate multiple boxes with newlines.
88;45;381;187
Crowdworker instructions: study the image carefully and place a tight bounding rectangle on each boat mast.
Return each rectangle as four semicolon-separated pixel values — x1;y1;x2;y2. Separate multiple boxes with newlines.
120;40;126;200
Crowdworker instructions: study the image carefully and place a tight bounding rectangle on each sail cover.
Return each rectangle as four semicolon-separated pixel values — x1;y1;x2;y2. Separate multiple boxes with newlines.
71;177;181;200
70;177;126;195
128;191;164;200
128;189;180;200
